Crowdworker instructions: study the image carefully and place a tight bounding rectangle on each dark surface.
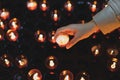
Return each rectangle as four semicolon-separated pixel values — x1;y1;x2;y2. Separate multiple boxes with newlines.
0;0;120;80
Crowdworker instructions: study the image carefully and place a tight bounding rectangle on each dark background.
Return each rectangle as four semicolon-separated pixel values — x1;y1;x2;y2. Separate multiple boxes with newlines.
0;0;120;80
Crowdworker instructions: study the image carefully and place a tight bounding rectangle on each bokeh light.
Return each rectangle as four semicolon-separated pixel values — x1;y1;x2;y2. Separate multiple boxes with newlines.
6;29;19;42
0;8;10;20
0;54;13;68
56;34;69;47
27;0;38;11
59;70;74;80
9;18;20;31
45;56;58;70
35;30;46;43
15;54;28;68
28;69;42;80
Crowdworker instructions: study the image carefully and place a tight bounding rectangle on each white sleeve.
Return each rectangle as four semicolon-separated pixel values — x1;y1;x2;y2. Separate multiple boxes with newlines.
93;0;120;34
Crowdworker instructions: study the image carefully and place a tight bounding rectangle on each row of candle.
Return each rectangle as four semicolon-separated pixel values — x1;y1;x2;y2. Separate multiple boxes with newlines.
0;50;119;80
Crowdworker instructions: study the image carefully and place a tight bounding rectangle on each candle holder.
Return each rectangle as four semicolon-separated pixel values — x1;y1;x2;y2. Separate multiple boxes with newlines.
28;69;42;80
27;0;38;11
59;70;74;80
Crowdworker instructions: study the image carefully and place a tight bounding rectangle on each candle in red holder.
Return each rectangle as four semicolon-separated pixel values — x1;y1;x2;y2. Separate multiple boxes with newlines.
0;8;10;20
91;1;97;12
9;18;20;31
15;54;28;69
6;29;19;42
107;58;120;72
64;0;73;12
35;30;46;43
0;19;6;30
59;70;74;80
28;69;42;80
27;0;38;11
45;56;58;70
51;10;60;22
40;0;48;12
0;54;13;68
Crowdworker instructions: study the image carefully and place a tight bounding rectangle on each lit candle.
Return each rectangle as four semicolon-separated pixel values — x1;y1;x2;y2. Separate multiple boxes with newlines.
27;0;38;11
9;18;20;31
80;77;85;80
4;59;10;67
52;10;60;22
91;4;96;12
64;0;73;12
28;69;42;80
49;60;55;67
40;0;48;11
91;1;97;12
53;11;58;21
45;56;58;69
6;29;18;42
64;75;70;80
35;30;46;43
33;73;41;80
56;34;69;47
0;19;5;29
0;8;10;20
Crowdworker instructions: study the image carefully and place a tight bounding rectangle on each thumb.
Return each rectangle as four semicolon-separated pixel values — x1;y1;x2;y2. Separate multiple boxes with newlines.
66;35;80;49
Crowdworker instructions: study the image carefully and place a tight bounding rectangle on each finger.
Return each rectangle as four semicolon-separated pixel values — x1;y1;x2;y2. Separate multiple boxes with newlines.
66;35;80;49
54;27;74;40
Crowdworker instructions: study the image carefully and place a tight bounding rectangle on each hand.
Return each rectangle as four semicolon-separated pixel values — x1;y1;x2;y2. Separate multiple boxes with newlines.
55;20;99;49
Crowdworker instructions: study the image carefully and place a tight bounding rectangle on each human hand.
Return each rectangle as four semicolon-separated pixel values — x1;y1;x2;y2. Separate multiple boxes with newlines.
55;20;99;49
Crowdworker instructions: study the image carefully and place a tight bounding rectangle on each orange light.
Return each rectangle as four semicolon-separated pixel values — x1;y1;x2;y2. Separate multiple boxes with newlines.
9;18;20;31
35;30;46;43
90;1;97;12
64;0;73;12
6;29;19;42
107;58;120;72
15;54;28;68
91;44;101;56
107;48;118;57
48;30;56;43
76;72;90;80
51;10;60;22
28;69;42;80
27;0;38;11
0;54;12;68
0;28;4;41
0;8;10;20
59;70;74;80
40;0;49;12
0;19;6;30
45;56;58;70
56;34;69;47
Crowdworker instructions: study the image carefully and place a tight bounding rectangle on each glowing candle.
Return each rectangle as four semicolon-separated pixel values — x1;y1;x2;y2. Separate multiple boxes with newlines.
28;69;42;80
35;30;46;43
64;75;70;80
91;4;96;12
9;18;20;31
64;0;73;12
0;19;5;30
0;8;10;20
56;34;69;47
90;1;97;12
51;10;60;22
40;0;48;11
45;56;58;69
27;0;38;11
6;29;18;42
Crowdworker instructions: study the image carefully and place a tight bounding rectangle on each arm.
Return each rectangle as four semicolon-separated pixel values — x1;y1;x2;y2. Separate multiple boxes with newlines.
93;0;120;34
